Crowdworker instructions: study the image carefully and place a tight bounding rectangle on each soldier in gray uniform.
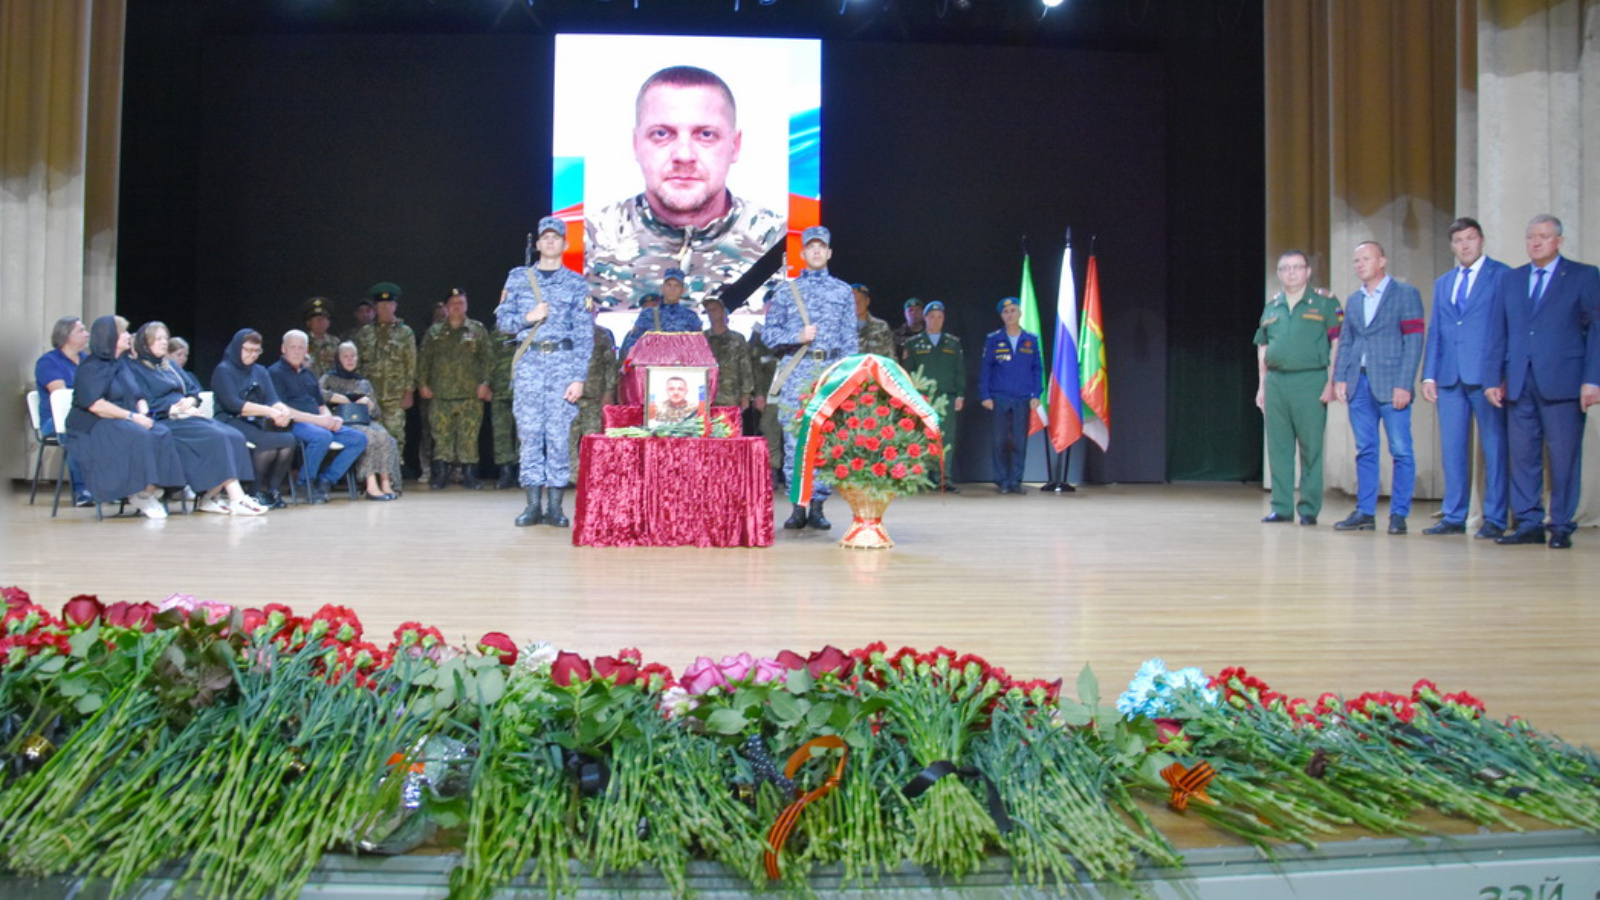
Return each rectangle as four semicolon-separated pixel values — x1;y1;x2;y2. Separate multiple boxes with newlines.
761;225;858;530
495;216;594;528
853;284;895;357
585;65;785;308
619;267;704;359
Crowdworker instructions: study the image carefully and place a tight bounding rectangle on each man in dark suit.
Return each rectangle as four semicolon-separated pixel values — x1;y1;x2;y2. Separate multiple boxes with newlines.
1332;241;1426;534
1483;214;1600;550
1420;217;1512;538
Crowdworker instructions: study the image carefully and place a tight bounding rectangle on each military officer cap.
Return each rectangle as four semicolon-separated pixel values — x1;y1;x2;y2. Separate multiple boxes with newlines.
996;296;1020;313
300;296;333;322
448;287;466;298
903;297;924;310
923;300;946;313
639;292;663;307
368;282;402;302
662;267;686;284
801;225;831;246
537;215;566;237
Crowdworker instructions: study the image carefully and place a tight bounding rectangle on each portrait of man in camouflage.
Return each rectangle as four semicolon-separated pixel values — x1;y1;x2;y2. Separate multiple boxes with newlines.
585;65;786;309
646;370;706;429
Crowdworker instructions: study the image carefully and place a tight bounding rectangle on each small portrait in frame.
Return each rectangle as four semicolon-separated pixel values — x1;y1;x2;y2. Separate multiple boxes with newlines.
646;366;709;432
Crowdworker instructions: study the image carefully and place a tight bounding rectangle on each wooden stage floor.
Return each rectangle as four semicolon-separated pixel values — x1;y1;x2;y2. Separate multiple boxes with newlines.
4;480;1596;751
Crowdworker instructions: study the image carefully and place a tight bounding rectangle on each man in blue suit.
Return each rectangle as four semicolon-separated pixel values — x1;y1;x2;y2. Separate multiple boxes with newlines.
1483;214;1600;550
1420;217;1511;538
1333;241;1426;534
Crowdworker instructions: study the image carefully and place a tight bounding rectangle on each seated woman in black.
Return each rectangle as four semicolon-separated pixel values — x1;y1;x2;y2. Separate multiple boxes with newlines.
211;328;296;509
129;322;265;516
62;316;185;519
167;335;203;394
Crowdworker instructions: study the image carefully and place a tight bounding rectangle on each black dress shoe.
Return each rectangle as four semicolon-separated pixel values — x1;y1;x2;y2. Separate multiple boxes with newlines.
1495;528;1546;545
943;484;961;494
1261;512;1292;524
1333;511;1375;531
1299;515;1317;526
1387;514;1407;535
1474;525;1504;540
1422;521;1465;535
1549;533;1573;550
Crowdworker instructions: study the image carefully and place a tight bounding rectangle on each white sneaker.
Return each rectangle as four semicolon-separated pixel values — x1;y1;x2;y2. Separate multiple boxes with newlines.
197;495;230;515
132;491;167;520
229;495;266;516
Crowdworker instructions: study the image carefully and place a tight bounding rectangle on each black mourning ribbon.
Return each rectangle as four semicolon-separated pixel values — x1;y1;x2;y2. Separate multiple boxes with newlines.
562;748;610;796
902;760;1012;834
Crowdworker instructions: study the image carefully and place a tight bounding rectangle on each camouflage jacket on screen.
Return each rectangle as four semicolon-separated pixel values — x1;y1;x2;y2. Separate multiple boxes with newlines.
585;192;786;309
350;320;417;400
418;318;494;400
704;328;754;406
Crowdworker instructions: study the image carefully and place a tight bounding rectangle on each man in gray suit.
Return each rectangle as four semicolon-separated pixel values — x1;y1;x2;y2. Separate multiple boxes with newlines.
1332;241;1426;534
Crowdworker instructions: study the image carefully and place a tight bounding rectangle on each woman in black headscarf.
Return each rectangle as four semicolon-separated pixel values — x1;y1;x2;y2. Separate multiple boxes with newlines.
210;328;296;509
128;322;265;515
319;340;401;500
62;316;185;518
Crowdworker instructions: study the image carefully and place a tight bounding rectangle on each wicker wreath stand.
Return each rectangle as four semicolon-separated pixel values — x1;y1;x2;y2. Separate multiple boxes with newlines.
836;486;895;549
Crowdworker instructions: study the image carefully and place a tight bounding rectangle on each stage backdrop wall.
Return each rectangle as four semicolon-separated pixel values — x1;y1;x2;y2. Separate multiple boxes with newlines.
163;35;1169;484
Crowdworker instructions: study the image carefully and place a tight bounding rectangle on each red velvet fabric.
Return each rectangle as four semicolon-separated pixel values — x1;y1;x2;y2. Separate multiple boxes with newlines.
619;332;719;406
573;435;775;547
601;404;742;433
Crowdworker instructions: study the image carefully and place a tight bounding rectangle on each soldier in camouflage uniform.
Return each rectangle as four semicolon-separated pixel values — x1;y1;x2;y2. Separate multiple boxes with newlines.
302;297;341;377
351;283;416;466
853;284;895;357
747;324;783;485
761;225;858;531
344;299;375;341
903;300;966;491
496;216;594;528
487;329;519;489
567;318;618;486
415;302;449;477
418;288;493;490
619;268;703;359
585;65;785;309
702;295;753;408
891;297;925;361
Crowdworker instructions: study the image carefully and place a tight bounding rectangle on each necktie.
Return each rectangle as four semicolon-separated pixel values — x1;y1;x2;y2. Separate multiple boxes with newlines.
1453;267;1471;311
1530;268;1547;311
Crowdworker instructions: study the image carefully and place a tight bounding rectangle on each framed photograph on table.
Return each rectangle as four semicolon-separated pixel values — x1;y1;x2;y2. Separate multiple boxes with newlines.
645;366;709;434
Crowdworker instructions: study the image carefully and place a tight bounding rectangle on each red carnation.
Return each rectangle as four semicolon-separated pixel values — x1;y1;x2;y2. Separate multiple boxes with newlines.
883;446;899;461
878;425;894;440
889;397;904;409
840;400;856;412
821;420;837;432
845;416;861;429
871;462;888;477
835;464;850;479
831;444;846;459
850;458;866;471
900;418;916;431
875;405;890;417
911;464;924;474
907;443;923;458
862;436;881;452
890;463;907;479
862;417;878;430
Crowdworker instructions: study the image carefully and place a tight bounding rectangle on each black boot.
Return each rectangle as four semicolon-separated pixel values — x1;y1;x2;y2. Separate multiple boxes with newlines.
429;461;449;490
807;498;831;530
515;486;544;527
545;487;570;528
461;465;481;490
783;504;809;530
495;464;517;490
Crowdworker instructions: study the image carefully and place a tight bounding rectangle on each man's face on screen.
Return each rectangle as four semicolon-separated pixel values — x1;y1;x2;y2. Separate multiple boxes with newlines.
633;84;742;226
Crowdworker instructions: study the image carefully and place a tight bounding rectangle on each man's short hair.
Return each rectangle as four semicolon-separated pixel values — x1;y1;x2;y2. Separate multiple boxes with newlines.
1278;250;1310;267
282;329;309;347
1355;240;1386;257
50;316;81;350
1447;217;1484;239
636;66;737;126
1528;213;1564;235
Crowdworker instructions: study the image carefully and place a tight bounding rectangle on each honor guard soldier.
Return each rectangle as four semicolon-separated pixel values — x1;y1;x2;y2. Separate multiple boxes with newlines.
853;284;895;357
418;288;494;490
302;297;340;377
619;267;703;359
761;225;858;530
351;282;417;465
903;300;965;490
496;216;595;528
568;312;618;485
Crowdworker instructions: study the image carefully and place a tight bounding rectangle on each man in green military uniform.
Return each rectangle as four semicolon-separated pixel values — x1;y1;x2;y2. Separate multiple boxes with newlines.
419;288;493;489
344;299;375;341
853;284;895;357
567;316;618;485
351;282;417;468
703;295;753;408
747;323;783;488
302;297;341;377
904;300;966;492
487;327;519;489
892;297;925;361
1254;250;1343;525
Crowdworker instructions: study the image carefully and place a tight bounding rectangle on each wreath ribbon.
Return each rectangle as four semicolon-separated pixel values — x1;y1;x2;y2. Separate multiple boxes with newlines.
901;760;1013;834
763;735;848;880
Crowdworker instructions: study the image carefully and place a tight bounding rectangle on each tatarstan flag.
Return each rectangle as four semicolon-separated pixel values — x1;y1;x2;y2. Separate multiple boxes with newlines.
1017;254;1048;434
1079;254;1109;451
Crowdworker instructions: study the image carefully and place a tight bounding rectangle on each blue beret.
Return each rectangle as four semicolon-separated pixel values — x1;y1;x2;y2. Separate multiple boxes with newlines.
801;225;831;246
537;216;566;237
923;300;945;313
996;296;1020;313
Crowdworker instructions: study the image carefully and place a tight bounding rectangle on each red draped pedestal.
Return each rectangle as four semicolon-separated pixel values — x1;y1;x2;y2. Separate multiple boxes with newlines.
618;332;719;407
573;435;775;547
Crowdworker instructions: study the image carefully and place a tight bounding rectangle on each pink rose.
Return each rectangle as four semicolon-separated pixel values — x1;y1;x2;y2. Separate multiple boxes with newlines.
717;652;756;683
680;656;731;695
751;657;788;684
